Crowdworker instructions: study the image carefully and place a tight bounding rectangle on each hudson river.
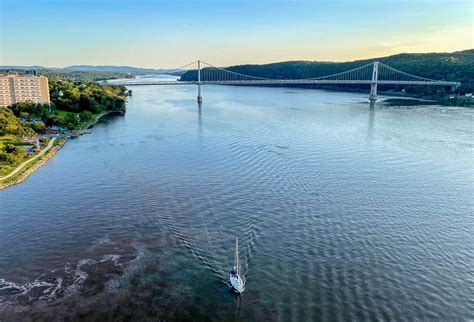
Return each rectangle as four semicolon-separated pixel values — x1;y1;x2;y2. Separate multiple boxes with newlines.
1;84;473;320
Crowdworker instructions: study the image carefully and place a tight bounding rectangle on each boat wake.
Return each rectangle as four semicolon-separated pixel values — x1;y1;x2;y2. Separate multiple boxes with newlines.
116;168;259;290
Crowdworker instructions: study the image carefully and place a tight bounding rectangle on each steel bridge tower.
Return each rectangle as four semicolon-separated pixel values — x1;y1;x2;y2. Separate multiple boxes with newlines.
369;61;379;104
197;60;203;103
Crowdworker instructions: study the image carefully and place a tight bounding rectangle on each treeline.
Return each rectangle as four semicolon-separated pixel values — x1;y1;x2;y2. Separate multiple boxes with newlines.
180;49;474;97
0;69;133;83
39;70;133;82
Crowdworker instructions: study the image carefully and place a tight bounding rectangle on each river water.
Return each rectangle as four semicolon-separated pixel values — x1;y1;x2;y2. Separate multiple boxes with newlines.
0;84;473;321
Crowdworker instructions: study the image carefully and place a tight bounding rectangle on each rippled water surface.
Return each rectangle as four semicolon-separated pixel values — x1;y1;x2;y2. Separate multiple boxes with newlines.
1;85;473;321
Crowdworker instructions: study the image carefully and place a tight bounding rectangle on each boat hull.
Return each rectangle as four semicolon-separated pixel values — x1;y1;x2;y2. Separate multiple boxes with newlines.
230;274;245;293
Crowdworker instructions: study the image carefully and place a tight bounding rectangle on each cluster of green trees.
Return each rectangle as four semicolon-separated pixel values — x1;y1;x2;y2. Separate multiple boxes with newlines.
0;107;35;137
0;118;49;166
0;142;27;165
0;108;34;166
49;81;128;114
180;49;474;98
9;101;52;121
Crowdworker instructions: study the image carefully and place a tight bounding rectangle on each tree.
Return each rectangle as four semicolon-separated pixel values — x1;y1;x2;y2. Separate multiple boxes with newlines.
40;137;49;146
31;121;46;133
10;102;53;120
79;111;94;123
1;144;27;165
79;94;91;111
65;112;79;129
0;107;34;136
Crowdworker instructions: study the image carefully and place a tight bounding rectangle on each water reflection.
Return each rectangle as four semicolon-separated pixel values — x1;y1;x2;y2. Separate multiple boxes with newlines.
198;101;203;138
367;105;375;141
369;100;376;109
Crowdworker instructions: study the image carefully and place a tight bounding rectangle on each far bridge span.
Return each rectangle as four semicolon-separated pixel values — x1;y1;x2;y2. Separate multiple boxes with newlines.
104;60;461;104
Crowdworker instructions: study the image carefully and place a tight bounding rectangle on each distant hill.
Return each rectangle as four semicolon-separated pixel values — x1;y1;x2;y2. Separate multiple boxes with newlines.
0;65;54;70
0;65;184;75
63;65;183;75
180;49;474;95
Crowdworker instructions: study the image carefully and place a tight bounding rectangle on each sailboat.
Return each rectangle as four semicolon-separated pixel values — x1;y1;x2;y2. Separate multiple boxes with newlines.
229;237;245;293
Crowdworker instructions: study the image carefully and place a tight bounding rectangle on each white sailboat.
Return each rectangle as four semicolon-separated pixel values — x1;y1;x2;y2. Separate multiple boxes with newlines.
229;237;245;293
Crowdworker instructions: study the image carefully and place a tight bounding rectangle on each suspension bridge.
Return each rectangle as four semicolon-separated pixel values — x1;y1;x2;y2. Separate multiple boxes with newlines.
104;60;460;103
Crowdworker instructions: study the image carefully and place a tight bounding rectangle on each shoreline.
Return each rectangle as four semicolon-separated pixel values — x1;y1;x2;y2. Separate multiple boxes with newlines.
0;110;123;190
0;137;67;190
71;110;124;137
0;137;58;182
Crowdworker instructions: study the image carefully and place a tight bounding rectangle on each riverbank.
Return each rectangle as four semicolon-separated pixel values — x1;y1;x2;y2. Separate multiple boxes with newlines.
0;137;57;182
70;110;124;137
0;111;123;190
0;137;66;190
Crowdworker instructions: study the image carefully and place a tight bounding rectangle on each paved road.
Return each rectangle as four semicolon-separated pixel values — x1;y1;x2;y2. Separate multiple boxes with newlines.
0;137;57;181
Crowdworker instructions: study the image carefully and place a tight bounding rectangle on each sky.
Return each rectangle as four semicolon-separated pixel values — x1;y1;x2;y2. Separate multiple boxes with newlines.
1;0;473;68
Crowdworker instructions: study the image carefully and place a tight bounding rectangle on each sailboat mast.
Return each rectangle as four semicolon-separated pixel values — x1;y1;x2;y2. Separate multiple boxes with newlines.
235;238;240;275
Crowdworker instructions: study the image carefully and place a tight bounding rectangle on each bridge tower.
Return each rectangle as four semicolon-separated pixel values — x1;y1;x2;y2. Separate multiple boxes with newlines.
197;60;203;103
369;61;379;104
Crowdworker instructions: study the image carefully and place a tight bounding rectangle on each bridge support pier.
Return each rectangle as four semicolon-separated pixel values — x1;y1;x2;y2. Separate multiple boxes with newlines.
369;89;377;105
197;60;203;103
369;61;379;106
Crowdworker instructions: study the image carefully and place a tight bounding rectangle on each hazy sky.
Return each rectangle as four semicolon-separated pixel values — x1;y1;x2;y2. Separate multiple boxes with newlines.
1;0;472;68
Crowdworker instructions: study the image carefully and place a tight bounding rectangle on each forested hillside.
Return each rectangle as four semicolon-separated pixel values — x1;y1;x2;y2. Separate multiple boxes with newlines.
39;70;133;82
0;69;133;83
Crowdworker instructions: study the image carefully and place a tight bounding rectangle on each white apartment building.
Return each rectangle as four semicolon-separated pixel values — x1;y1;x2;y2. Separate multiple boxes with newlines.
0;74;50;107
